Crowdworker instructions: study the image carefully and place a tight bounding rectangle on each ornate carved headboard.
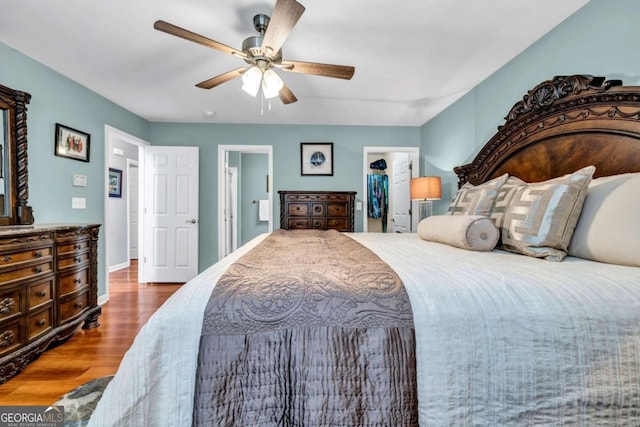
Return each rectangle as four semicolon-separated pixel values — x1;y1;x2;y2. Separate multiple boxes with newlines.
454;75;640;187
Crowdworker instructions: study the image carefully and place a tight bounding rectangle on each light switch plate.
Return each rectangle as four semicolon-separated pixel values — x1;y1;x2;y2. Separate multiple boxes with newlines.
72;197;86;209
356;202;363;211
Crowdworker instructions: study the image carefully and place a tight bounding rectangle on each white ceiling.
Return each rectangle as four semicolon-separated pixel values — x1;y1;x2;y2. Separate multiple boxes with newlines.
0;0;588;126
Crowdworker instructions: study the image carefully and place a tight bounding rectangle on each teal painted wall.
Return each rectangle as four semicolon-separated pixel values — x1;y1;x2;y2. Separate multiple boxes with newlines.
1;42;149;297
421;0;640;214
148;123;421;266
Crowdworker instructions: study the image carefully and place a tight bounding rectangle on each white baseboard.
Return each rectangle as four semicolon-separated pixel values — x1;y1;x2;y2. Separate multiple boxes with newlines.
109;261;130;272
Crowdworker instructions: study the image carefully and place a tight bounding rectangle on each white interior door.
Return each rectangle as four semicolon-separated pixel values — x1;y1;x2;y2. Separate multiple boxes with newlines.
143;146;199;283
392;155;411;232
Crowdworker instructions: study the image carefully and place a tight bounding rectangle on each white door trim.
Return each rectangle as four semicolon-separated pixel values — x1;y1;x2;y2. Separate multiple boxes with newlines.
104;125;150;303
362;146;420;232
217;145;273;260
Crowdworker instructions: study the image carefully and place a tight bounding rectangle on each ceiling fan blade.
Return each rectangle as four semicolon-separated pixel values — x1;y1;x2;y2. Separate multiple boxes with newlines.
281;60;355;80
261;0;305;56
279;84;298;104
196;68;246;89
154;20;248;59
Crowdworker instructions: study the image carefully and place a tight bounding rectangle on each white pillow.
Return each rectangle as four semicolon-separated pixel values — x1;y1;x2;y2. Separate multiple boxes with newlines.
568;172;640;267
418;215;499;251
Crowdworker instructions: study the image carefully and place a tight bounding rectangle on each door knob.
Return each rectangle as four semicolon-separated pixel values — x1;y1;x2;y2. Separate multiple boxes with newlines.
187;219;197;224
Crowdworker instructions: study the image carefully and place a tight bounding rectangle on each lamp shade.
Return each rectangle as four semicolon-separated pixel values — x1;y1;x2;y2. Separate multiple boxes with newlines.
262;69;284;99
241;66;262;97
410;176;442;200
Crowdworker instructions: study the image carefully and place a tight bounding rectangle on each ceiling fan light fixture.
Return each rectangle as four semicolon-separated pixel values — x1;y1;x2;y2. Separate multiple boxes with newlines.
262;69;284;99
241;66;262;97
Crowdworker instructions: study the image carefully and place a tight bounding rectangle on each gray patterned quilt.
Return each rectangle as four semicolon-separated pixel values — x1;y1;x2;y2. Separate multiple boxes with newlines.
194;229;417;425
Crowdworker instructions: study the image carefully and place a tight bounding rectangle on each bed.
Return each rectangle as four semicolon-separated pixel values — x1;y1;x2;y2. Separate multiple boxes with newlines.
88;75;640;426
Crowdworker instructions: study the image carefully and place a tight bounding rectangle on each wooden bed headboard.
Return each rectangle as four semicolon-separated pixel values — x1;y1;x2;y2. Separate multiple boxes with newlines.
454;75;640;187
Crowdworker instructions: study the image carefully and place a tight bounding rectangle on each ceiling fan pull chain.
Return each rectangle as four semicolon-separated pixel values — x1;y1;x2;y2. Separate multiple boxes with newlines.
261;93;264;115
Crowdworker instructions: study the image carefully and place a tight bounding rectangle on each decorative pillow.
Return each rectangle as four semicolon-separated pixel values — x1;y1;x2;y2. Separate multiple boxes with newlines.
501;166;595;261
490;176;525;233
568;173;640;267
417;215;499;251
447;173;508;216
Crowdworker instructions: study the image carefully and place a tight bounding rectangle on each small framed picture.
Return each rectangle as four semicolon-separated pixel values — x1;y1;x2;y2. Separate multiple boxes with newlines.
108;168;122;198
300;143;333;176
55;123;90;162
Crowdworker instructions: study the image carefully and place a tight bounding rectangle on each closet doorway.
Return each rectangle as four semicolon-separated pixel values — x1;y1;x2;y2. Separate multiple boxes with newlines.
217;145;273;260
362;147;420;233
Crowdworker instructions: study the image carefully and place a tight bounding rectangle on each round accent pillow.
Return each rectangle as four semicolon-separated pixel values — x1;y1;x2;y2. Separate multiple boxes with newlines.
417;215;499;251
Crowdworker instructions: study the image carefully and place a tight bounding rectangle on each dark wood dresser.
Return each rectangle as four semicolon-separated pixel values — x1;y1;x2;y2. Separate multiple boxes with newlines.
0;224;100;383
279;191;357;232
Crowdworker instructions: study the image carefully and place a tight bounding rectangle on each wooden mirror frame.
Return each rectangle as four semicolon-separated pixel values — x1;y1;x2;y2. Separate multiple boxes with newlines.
0;83;34;225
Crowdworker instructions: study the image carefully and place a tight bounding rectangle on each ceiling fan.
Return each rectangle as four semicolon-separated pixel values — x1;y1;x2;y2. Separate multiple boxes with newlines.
154;0;355;105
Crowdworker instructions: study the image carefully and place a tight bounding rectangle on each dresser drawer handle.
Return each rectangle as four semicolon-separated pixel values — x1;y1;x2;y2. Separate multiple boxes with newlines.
75;244;82;250
34;251;43;258
36;319;46;327
74;278;82;284
295;207;300;211
74;302;83;309
37;290;47;298
34;266;43;273
313;206;322;212
75;257;82;263
2;256;11;262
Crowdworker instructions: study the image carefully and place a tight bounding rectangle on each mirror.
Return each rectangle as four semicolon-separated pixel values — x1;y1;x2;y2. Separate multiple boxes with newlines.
0;84;33;225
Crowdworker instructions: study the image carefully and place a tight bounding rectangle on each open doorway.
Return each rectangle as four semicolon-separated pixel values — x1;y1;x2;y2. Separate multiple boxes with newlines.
362;147;420;233
104;125;149;303
217;145;273;260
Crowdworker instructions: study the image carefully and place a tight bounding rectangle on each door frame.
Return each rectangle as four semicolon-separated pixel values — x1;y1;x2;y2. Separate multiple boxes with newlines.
362;146;420;232
126;159;139;261
104;125;150;302
217;145;273;260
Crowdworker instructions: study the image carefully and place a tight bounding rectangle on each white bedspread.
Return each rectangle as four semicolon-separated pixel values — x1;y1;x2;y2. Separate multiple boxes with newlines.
89;232;640;426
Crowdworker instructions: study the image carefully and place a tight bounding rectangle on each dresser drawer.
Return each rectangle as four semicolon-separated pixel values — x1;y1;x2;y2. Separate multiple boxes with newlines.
287;218;310;229
327;218;348;230
0;260;53;284
327;203;348;216
311;218;326;229
0;287;24;322
57;239;90;257
57;252;90;270
0;246;52;268
0;232;53;247
59;268;89;297
311;203;325;216
27;306;53;342
287;203;309;216
59;290;89;324
27;277;54;310
0;319;24;358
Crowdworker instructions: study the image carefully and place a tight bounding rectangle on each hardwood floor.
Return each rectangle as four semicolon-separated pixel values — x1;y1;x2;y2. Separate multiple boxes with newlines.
0;260;182;405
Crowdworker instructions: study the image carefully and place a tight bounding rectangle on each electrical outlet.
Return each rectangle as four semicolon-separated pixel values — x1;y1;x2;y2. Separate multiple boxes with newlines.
356;202;363;211
72;197;86;209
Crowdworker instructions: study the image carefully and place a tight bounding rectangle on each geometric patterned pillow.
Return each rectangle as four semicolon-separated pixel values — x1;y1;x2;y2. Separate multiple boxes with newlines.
447;174;508;217
490;176;525;244
501;166;596;261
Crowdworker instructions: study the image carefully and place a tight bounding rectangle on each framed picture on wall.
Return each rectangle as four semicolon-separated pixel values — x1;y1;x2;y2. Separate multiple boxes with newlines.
54;123;91;162
300;142;333;176
108;168;122;198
